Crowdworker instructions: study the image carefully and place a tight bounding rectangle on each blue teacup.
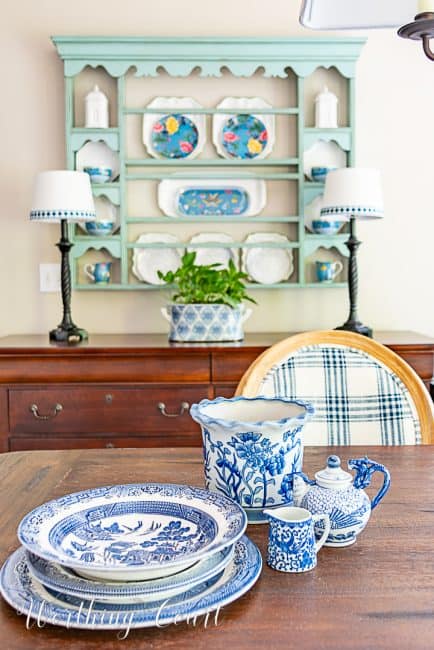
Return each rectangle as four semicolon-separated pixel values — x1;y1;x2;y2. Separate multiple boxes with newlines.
264;506;330;573
85;262;112;284
83;166;112;184
85;221;115;237
311;166;336;183
311;220;343;235
316;260;343;283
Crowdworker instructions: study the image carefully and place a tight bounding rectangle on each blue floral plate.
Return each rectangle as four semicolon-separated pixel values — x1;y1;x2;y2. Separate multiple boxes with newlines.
18;483;247;581
151;113;199;158
26;545;234;604
222;114;268;159
0;538;261;630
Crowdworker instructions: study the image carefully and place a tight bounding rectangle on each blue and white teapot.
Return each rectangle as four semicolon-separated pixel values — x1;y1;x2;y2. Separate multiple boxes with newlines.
293;455;390;548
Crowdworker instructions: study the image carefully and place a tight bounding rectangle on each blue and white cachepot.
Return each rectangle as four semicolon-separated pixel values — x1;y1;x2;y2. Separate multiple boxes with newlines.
293;455;391;547
161;303;252;342
190;396;315;523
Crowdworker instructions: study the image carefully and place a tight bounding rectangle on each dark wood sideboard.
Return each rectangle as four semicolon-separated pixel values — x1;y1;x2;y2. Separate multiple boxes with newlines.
0;331;432;452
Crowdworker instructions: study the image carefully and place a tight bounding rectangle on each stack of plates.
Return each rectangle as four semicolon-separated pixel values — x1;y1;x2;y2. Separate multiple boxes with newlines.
0;483;262;631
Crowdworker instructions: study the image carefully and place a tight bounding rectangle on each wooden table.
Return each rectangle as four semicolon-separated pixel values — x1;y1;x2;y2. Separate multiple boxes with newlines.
0;446;433;649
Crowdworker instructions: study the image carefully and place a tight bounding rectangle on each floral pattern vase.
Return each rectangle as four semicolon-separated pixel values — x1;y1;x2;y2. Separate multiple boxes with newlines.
190;396;315;523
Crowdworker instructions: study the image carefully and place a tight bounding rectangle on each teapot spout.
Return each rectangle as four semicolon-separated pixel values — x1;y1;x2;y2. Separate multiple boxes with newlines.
292;473;312;506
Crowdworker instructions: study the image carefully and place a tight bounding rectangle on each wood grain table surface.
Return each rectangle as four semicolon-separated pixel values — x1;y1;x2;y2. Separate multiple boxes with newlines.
0;446;433;650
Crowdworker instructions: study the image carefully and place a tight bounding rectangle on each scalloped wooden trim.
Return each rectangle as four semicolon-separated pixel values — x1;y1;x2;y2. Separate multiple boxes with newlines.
235;330;434;444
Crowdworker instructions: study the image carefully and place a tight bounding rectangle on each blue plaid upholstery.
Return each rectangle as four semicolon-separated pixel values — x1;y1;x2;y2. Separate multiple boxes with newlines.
260;344;421;445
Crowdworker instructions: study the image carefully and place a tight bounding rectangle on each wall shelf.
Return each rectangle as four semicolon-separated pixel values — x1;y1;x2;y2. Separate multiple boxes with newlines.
53;36;365;291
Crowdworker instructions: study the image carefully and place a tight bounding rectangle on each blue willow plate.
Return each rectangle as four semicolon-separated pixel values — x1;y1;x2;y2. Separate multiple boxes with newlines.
17;483;247;581
222;114;268;159
0;538;261;630
177;187;249;216
26;545;233;604
151;113;199;158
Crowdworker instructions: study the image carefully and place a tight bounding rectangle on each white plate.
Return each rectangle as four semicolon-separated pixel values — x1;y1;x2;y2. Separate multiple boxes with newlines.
213;97;275;160
303;140;346;180
0;537;261;631
17;483;247;582
158;175;266;218
76;141;120;180
142;97;206;160
132;233;183;285
26;545;234;605
242;233;294;284
188;233;237;269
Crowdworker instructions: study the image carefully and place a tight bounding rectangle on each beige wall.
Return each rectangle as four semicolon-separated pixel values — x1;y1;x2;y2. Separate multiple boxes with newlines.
1;1;433;337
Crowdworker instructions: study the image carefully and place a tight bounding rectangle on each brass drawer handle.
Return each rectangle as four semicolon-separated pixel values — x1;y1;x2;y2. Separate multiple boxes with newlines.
157;401;190;418
30;403;63;420
105;442;115;449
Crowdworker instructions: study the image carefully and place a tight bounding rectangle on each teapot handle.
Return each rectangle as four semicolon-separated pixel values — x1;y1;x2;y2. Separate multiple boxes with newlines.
348;457;391;511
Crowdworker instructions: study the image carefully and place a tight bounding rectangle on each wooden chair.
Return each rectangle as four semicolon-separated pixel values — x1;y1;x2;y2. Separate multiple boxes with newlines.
236;330;434;444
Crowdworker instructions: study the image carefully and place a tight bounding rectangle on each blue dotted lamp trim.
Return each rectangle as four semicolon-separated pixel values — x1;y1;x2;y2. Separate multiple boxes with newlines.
320;205;383;219
30;209;96;221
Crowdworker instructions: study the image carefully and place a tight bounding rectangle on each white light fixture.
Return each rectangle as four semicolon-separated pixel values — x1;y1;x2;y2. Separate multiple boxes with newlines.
30;170;95;343
320;168;384;338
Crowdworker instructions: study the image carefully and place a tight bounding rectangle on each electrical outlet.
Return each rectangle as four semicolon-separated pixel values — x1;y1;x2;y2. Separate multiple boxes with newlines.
39;263;61;293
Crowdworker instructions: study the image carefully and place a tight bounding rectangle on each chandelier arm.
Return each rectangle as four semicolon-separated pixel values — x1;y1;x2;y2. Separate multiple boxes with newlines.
422;34;434;60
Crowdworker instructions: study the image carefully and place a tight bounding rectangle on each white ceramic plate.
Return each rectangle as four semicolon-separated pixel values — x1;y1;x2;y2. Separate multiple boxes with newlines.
26;545;234;604
17;483;247;582
158;175;267;218
303;140;346;180
142;97;206;160
132;233;183;285
242;233;294;284
0;537;261;631
75;141;120;181
188;233;237;269
213;97;275;160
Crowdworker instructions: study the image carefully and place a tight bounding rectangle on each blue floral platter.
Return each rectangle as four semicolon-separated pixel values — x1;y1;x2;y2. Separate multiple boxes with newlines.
151;113;199;158
0;538;261;631
222;114;268;159
26;545;233;604
177;187;250;216
17;483;247;581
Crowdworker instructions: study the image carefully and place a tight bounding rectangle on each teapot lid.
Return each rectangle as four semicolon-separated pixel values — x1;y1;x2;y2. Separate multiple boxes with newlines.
315;455;352;490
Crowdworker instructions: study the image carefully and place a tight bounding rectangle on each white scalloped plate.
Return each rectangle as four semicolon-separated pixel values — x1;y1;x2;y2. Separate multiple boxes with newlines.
188;233;238;269
242;233;294;284
303;140;346;180
132;233;184;285
213;97;275;160
142;97;206;160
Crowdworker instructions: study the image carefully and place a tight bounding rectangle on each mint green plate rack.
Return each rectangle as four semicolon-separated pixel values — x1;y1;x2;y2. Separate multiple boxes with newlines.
52;36;365;291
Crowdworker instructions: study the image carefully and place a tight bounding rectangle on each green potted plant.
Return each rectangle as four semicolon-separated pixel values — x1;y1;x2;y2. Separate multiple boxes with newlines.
158;252;256;342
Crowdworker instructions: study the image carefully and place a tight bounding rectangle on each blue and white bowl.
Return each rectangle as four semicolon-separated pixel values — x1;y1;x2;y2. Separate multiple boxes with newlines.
311;219;344;235
311;166;336;183
84;221;115;236
83;166;112;183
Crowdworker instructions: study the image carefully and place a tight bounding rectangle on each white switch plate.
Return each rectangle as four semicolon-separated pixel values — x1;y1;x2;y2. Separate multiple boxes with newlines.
39;263;61;293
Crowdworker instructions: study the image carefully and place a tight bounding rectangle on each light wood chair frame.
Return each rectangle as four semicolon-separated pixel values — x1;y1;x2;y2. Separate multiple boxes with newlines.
235;330;434;444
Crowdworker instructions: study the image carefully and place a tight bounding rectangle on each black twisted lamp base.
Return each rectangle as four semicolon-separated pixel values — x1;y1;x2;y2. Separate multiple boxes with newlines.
50;220;88;344
336;218;373;339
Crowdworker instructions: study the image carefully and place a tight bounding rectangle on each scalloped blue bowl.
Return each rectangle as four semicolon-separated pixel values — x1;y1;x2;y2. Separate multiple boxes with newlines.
311;220;344;235
84;221;115;237
83;166;112;184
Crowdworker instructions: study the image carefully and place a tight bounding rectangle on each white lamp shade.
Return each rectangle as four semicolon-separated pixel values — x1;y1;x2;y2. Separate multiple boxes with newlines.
320;168;384;220
30;170;96;222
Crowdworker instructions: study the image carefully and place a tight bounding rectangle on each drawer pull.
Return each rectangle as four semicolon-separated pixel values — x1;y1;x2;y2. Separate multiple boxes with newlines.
29;403;63;420
157;401;190;418
105;442;115;448
105;394;113;404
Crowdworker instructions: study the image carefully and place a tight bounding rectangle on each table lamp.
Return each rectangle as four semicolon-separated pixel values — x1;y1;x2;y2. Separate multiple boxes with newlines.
30;170;96;343
320;168;384;338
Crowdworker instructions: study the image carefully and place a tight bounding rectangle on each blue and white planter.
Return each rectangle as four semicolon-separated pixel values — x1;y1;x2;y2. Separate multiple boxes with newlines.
161;303;252;342
190;396;315;523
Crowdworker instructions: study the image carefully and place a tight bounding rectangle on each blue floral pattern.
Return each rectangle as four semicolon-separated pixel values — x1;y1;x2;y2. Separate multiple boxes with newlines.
222;114;268;159
177;188;249;216
151;113;198;158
